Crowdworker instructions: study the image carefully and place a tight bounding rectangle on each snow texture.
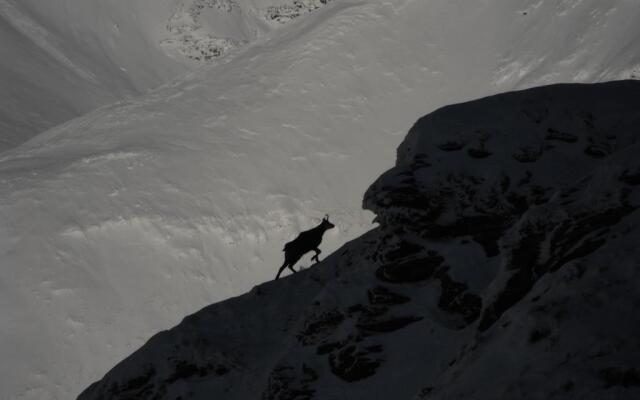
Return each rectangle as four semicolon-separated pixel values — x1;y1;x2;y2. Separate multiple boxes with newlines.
0;0;334;151
1;0;640;399
0;0;187;150
79;81;640;400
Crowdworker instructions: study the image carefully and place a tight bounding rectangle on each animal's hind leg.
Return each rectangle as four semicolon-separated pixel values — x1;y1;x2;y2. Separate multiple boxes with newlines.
275;262;289;280
288;263;297;274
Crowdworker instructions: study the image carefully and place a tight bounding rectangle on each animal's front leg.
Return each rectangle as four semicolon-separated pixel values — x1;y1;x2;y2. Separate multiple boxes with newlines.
275;262;289;280
311;248;321;263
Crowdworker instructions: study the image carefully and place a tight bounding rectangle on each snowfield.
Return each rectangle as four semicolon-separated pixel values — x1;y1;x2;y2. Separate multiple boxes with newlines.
1;0;640;399
0;0;186;150
0;0;337;151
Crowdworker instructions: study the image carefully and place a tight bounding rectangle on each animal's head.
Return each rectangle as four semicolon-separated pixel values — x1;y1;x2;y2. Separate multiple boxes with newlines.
321;214;335;230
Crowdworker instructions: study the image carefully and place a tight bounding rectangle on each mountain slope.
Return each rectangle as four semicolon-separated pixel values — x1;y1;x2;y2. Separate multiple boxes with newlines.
0;0;334;150
0;0;190;150
79;81;640;400
2;0;640;399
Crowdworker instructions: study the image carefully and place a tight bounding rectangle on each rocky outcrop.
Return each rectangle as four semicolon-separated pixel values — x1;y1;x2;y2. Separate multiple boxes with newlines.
364;81;640;334
161;0;245;61
266;0;332;24
162;0;335;62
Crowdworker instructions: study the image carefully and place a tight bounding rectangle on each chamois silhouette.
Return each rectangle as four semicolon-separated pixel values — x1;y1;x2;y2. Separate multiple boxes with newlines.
275;215;335;280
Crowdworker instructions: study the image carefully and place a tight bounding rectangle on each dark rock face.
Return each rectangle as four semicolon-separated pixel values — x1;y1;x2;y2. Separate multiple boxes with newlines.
97;365;157;399
79;82;640;400
365;81;640;333
364;82;640;234
599;367;640;388
376;254;444;283
435;272;482;326
167;360;230;383
356;315;423;333
367;287;410;306
619;168;640;185
329;344;384;382
546;128;578;143
480;201;636;332
296;308;345;345
263;364;319;400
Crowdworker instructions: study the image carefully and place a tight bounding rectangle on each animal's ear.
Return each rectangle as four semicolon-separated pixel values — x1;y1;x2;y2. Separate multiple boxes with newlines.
324;214;329;221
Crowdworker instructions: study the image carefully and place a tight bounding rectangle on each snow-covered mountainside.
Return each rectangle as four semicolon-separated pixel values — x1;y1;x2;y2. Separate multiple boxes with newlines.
2;0;640;399
0;0;185;150
79;81;640;400
0;0;335;150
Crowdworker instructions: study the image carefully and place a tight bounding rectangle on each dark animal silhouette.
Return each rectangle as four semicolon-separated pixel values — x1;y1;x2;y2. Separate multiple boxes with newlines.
276;215;335;280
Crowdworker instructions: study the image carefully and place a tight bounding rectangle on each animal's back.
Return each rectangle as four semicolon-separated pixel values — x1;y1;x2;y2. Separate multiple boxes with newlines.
283;236;302;252
283;230;318;252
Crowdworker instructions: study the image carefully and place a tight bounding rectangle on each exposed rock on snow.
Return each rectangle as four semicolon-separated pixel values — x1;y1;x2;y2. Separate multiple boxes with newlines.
160;0;335;62
161;0;247;61
266;0;332;24
79;81;640;400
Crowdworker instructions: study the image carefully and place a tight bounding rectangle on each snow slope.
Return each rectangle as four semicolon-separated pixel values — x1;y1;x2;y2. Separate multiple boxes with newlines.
79;81;640;400
0;0;190;150
1;0;640;399
0;0;333;151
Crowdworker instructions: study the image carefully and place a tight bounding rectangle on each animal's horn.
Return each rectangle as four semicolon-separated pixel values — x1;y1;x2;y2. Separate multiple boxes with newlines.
324;214;329;220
